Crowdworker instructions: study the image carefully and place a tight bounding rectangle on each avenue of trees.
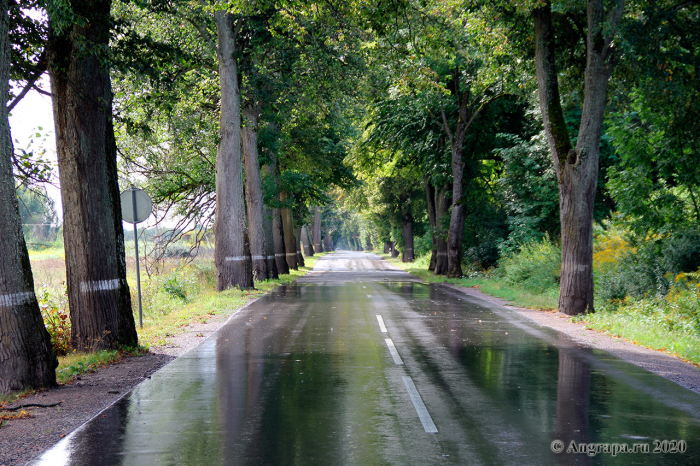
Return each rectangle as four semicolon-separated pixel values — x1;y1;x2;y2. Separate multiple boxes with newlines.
2;0;699;391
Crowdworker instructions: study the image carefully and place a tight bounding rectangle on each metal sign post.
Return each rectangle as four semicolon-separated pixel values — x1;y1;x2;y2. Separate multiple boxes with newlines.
120;187;152;329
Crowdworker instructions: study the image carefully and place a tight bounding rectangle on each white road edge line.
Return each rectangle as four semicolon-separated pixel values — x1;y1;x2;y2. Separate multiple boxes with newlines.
402;376;438;434
376;315;387;333
385;338;403;365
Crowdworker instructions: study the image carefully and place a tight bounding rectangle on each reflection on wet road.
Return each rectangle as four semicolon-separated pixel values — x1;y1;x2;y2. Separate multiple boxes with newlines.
32;252;700;465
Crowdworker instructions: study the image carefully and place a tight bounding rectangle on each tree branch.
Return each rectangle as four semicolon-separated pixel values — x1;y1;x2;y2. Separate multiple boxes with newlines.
7;51;47;112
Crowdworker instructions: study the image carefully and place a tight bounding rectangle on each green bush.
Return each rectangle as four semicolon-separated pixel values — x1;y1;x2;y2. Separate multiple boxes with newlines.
37;287;71;356
494;237;561;293
414;231;433;257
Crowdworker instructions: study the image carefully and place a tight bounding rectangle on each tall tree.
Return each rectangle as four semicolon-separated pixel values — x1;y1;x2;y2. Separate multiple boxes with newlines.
0;0;56;392
47;0;137;350
214;11;253;290
242;99;267;281
533;0;624;315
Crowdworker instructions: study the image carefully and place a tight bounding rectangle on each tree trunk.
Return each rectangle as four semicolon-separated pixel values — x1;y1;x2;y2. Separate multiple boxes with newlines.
391;243;399;258
213;11;253;290
47;0;137;351
366;235;373;251
300;225;312;256
401;212;414;262
383;242;391;254
446;140;465;277
263;163;289;275
313;207;323;252
0;1;57;391
280;191;297;270
324;232;333;252
263;205;279;279
272;207;289;274
242;103;267;281
425;177;437;271
533;0;622;315
434;184;450;275
305;226;315;255
294;226;305;267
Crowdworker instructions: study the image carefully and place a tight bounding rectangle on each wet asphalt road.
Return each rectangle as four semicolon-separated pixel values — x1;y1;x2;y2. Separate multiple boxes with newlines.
31;252;700;465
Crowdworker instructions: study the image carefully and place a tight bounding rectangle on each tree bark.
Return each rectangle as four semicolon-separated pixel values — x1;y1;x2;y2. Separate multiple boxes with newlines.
434;184;450;275
272;206;289;274
294;226;305;267
391;243;399;258
0;0;57;392
213;11;253;290
424;177;437;271
401;212;414;262
313;207;323;252
300;225;312;256
324;232;333;252
533;0;623;315
383;242;391;254
242;103;267;281
264;163;289;275
263;205;279;279
280;191;297;270
47;0;137;351
305;226;315;255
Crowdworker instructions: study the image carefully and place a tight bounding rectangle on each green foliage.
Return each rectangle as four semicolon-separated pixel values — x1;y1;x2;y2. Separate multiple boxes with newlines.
37;287;71;357
494;237;561;294
413;231;433;258
594;228;700;302
496;131;559;254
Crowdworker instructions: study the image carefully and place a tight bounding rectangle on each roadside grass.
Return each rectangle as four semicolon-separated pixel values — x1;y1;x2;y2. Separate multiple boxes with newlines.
573;310;700;366
56;350;126;384
378;251;700;366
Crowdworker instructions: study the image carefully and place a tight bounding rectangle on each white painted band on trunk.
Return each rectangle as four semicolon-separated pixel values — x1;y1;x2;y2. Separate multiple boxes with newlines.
385;338;403;365
275;253;285;257
286;253;297;257
376;315;387;333
437;252;447;256
80;279;121;293
0;291;35;307
266;255;275;260
252;255;265;260
402;376;438;433
225;256;248;262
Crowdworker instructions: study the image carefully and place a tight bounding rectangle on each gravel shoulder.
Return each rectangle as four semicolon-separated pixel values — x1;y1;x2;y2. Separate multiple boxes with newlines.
0;300;256;466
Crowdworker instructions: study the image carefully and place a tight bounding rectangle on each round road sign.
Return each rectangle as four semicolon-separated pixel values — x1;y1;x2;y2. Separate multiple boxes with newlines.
120;188;152;224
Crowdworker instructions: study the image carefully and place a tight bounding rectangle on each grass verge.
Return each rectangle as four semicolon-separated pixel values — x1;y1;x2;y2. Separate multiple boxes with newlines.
574;309;700;366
